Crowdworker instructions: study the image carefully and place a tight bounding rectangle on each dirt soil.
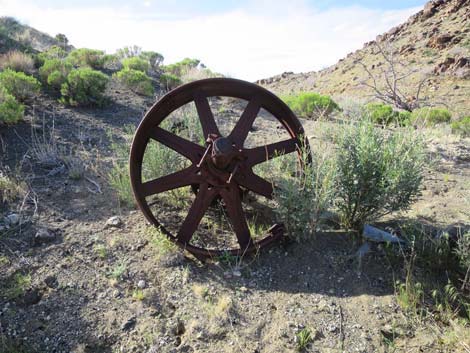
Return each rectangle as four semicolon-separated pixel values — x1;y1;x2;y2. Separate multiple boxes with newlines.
0;82;469;353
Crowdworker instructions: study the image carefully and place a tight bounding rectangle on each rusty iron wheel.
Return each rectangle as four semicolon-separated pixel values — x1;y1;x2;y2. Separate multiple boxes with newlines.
129;78;310;259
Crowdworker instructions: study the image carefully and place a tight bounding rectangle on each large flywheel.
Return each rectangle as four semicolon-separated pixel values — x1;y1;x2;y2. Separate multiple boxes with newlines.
129;78;310;258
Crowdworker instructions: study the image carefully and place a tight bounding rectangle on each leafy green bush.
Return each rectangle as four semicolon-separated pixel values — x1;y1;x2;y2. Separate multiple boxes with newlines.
273;145;337;240
140;51;164;70
121;57;150;73
334;119;426;230
66;48;105;69
39;58;72;90
35;45;67;67
60;68;109;106
282;92;339;119
0;50;34;73
0;69;40;101
451;116;470;137
114;68;154;96
0;85;24;124
159;73;182;90
410;107;452;126
163;58;200;77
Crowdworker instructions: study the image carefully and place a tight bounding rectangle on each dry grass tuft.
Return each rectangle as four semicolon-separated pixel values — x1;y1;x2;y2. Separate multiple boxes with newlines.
0;51;34;74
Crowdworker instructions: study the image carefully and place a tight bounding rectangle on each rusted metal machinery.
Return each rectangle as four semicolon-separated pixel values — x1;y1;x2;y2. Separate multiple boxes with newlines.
129;78;310;258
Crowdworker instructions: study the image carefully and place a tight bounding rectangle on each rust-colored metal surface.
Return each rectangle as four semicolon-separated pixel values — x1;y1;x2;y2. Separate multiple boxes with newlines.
129;78;310;258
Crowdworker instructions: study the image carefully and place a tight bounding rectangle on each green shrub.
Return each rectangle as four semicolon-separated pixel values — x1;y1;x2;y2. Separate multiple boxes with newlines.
67;48;105;69
121;57;150;73
282;92;339;119
159;73;182;90
451;116;470;137
163;58;200;77
273;145;337;240
0;50;34;73
0;69;40;101
334;119;426;230
0;85;24;124
364;103;411;126
39;58;72;90
35;45;67;67
410;107;452;126
140;51;164;70
114;68;154;96
60;68;109;106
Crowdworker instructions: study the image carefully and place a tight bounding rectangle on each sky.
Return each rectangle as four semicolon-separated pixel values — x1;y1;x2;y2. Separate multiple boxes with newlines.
0;0;426;81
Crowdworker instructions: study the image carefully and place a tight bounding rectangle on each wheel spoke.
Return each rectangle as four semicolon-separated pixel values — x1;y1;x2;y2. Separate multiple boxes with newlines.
220;187;253;250
177;184;217;245
140;166;200;197
246;138;299;166
148;127;205;164
235;169;273;199
229;98;261;146
194;94;220;137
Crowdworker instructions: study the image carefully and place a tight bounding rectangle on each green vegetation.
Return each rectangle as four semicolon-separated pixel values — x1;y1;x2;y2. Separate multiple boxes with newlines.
365;103;411;126
0;69;40;101
0;85;24;124
39;58;72;90
410;107;452;126
60;67;109;106
146;226;178;256
66;48;105;69
273;145;337;240
114;68;154;96
296;328;313;351
121;56;150;73
163;57;200;77
451;116;470;137
0;170;25;205
282;92;339;119
1;272;31;300
334;119;425;230
35;45;67;67
159;73;182;90
109;262;127;281
0;50;34;73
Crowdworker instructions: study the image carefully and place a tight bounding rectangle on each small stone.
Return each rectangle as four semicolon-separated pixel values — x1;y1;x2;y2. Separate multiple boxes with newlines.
5;214;20;226
105;216;123;228
44;275;58;289
33;229;56;245
137;280;146;289
327;324;338;333
121;316;136;331
173;320;185;336
232;270;241;277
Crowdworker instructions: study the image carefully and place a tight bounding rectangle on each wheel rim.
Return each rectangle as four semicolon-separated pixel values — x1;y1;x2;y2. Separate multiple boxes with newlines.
129;78;310;258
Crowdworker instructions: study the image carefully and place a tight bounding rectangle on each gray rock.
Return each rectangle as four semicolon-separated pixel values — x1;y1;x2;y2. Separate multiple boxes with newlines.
5;213;20;226
105;216;123;228
137;280;146;289
121;316;136;331
34;229;56;245
44;275;58;289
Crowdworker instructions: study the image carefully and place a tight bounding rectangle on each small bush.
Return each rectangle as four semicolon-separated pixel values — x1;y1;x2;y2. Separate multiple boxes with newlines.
364;103;410;126
140;51;164;70
114;68;154;96
410;107;452;126
451;116;470;137
159;73;182;90
60;67;109;106
0;69;40;101
0;50;34;73
282;92;339;119
121;57;150;73
0;170;26;206
163;58;200;77
272;144;337;240
39;58;72;90
0;85;24;124
35;45;67;67
67;48;105;69
334;119;426;230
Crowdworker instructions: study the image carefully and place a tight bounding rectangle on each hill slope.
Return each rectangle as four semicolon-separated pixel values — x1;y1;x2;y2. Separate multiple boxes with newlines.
0;16;72;54
259;0;470;115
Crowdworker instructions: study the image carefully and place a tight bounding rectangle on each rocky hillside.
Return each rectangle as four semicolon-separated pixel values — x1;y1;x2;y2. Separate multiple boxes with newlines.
259;0;470;116
0;17;72;54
